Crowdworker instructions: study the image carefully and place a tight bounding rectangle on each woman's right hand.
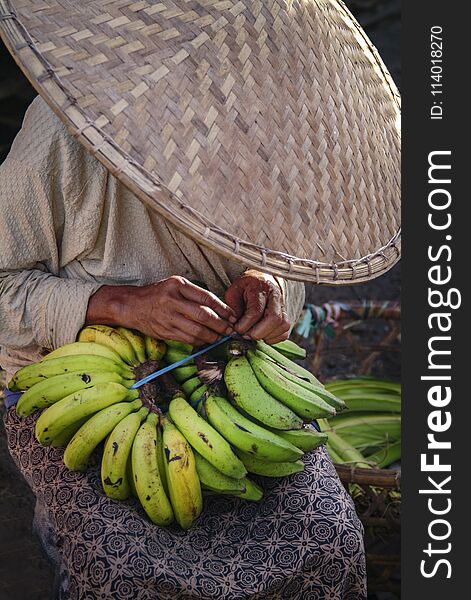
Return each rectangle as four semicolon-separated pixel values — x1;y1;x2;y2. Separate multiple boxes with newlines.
86;276;236;346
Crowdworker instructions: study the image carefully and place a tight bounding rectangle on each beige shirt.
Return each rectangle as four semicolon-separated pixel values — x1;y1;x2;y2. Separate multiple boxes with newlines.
0;97;304;381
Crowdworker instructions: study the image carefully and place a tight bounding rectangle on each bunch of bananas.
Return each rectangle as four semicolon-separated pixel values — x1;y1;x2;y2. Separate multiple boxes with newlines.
319;378;401;469
10;326;342;529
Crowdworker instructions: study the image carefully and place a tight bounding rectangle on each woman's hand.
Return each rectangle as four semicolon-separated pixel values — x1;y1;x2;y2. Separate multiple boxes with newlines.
225;270;290;344
86;276;236;346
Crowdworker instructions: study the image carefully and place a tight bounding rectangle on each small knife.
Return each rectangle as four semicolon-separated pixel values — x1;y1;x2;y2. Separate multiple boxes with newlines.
130;335;233;389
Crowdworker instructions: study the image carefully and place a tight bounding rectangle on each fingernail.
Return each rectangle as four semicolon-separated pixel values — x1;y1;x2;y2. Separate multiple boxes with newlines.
225;327;233;335
242;334;251;340
229;316;237;324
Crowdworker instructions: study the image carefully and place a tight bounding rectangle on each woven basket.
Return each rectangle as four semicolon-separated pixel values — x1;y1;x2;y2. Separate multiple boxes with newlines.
293;300;401;595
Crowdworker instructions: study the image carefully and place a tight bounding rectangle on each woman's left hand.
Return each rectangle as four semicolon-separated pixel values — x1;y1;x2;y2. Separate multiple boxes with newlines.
224;270;290;344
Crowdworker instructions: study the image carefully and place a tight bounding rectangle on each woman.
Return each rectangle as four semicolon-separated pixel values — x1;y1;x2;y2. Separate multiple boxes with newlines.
1;97;366;599
0;1;400;597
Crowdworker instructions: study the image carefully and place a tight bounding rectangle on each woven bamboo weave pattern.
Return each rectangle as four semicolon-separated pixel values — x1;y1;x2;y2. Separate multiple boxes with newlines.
0;0;401;283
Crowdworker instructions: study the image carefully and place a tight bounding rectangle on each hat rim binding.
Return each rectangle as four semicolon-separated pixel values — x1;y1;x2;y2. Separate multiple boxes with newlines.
0;0;401;284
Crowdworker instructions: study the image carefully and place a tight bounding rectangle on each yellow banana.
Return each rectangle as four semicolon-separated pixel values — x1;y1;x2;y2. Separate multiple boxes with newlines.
101;406;149;499
116;328;147;364
132;413;174;526
78;325;137;365
16;370;130;417
145;336;166;361
10;355;133;391
162;416;202;529
35;382;138;446
224;356;303;430
165;340;193;354
64;399;142;471
204;395;303;462
42;341;124;365
168;396;247;479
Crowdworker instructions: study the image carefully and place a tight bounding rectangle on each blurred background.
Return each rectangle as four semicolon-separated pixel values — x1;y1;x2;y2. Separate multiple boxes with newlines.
0;1;400;598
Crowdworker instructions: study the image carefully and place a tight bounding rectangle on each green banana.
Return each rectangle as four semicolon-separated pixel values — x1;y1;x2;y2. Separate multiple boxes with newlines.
182;376;204;397
35;382;138;446
256;340;322;387
10;355;133;392
162;417;203;529
116;328;147;364
172;364;198;384
224;356;303;430
204;395;303;462
272;425;328;452
132;413;174;526
101;406;149;499
165;348;194;365
272;339;306;360
325;378;401;395
145;336;167;361
367;441;401;468
254;350;344;411
189;384;208;407
165;340;193;354
78;326;138;365
236;450;304;477
194;451;246;493
247;352;335;420
64;399;142;471
49;416;89;447
325;392;401;413
319;420;370;468
168;396;247;479
233;478;264;501
43;341;125;365
16;370;129;417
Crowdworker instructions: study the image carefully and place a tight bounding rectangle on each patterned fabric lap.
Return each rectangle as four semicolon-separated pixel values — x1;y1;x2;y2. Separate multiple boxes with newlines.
4;408;367;600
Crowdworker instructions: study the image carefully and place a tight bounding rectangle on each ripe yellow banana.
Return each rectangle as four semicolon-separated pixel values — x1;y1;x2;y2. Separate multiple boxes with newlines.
10;355;132;392
64;399;142;471
168;396;247;479
247;351;336;420
236;450;304;477
42;341;124;365
145;336;166;361
35;382;138;446
162;416;202;529
132;413;174;526
101;406;149;499
155;414;169;495
16;370;130;417
78;326;138;365
224;356;303;430
116;328;147;364
204;395;304;462
194;451;246;493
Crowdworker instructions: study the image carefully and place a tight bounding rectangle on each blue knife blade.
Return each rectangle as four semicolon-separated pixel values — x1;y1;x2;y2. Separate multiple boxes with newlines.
130;335;233;389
